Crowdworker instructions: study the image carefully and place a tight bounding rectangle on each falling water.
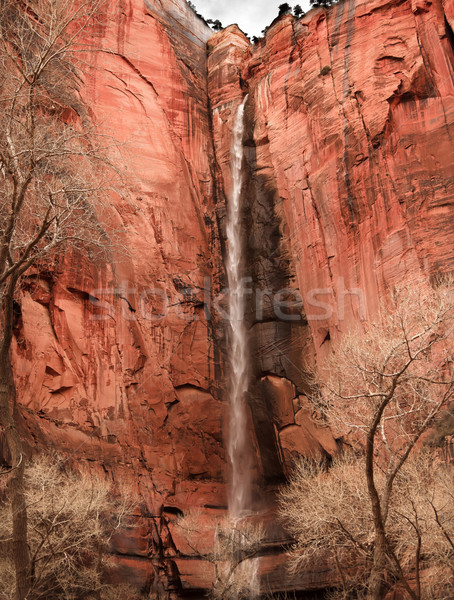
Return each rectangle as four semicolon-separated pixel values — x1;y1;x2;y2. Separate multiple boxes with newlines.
226;96;251;518
225;96;260;597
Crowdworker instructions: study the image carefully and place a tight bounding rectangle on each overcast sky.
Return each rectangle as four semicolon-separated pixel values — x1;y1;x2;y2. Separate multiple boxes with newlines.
193;0;312;37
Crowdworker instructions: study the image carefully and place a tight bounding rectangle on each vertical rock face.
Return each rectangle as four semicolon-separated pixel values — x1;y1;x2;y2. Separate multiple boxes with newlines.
13;0;225;593
214;0;454;332
8;0;454;595
208;0;454;502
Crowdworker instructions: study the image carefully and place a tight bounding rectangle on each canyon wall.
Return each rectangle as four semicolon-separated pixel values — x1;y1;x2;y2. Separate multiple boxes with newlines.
7;0;454;596
208;0;454;506
13;0;225;595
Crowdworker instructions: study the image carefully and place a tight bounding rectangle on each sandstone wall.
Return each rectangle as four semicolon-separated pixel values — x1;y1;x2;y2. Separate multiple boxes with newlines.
12;0;224;594
208;0;454;487
7;0;454;595
207;0;454;591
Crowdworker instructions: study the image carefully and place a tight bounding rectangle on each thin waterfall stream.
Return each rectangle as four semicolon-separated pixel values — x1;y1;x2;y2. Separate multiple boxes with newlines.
226;96;251;519
225;96;260;597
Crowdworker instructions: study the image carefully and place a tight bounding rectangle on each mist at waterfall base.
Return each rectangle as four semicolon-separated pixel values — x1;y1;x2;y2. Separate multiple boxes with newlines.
193;0;312;37
225;97;260;597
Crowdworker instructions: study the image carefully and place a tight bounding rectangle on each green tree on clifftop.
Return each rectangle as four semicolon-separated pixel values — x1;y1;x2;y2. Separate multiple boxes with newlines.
278;3;292;15
293;4;305;17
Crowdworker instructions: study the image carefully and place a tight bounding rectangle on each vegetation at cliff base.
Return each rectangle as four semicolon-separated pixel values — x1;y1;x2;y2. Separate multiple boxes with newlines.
176;512;263;600
280;280;454;600
0;455;134;600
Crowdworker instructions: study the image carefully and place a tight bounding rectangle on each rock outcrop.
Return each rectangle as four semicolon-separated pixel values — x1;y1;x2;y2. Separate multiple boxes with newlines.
7;0;454;596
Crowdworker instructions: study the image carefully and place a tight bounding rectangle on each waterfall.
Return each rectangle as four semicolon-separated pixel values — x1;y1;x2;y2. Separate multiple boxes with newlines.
226;96;251;519
224;96;260;598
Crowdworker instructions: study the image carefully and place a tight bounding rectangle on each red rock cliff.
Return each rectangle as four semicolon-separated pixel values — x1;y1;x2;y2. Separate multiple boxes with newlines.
208;0;454;511
8;0;454;595
13;0;225;594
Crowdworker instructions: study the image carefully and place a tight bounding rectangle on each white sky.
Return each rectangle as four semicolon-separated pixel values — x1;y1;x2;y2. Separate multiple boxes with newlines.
192;0;312;38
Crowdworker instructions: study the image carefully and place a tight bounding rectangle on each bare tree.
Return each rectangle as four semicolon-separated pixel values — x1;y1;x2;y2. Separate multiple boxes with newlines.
280;454;379;599
0;1;119;598
210;519;262;600
0;453;135;600
280;452;454;600
280;280;454;600
391;453;454;599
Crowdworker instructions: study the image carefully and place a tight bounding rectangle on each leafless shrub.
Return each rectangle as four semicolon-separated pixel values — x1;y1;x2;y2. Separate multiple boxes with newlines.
281;280;454;600
391;453;454;600
211;518;262;600
279;454;372;599
280;452;454;600
0;453;135;600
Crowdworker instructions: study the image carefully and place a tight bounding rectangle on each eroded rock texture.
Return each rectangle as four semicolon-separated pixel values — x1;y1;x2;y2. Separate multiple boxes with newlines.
208;0;454;514
13;0;223;595
8;0;454;595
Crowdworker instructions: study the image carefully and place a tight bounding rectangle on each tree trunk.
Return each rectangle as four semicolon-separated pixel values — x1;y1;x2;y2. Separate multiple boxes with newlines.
365;403;390;600
367;531;387;600
0;289;30;600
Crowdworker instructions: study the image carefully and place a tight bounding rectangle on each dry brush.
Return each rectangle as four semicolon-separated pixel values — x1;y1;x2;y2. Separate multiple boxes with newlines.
280;280;454;600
